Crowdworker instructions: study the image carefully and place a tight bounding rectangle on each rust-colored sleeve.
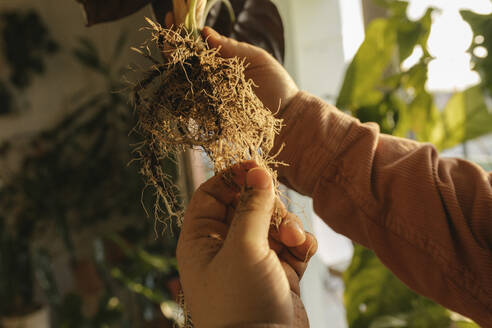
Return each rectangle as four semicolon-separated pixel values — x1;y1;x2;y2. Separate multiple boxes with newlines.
274;91;492;326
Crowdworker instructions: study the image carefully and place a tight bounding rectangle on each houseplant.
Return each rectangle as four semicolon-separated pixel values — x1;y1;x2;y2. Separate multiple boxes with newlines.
0;9;58;327
340;1;492;327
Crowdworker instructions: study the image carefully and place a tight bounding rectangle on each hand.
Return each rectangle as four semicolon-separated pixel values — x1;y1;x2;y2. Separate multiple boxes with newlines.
177;161;317;328
202;27;299;116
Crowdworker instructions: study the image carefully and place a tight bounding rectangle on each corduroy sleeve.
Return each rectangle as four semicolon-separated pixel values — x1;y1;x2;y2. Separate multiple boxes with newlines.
274;91;492;326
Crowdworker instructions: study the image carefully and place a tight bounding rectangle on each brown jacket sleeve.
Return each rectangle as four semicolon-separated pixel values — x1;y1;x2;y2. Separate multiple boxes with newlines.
275;91;492;326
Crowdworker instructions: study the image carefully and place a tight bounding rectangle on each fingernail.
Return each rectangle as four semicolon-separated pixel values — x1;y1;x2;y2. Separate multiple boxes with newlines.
246;168;271;190
284;220;305;239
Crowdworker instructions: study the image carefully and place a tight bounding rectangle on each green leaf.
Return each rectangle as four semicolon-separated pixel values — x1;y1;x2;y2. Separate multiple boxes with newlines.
344;245;451;328
437;85;492;150
337;19;397;110
452;321;481;328
369;315;408;328
111;31;129;61
108;234;177;273
396;7;433;62
72;37;109;75
394;90;445;145
110;267;167;303
460;10;492;94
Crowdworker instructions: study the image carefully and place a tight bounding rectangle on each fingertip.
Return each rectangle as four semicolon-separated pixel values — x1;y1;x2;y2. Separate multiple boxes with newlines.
202;26;221;47
246;167;272;190
280;220;306;247
289;231;318;262
202;26;216;38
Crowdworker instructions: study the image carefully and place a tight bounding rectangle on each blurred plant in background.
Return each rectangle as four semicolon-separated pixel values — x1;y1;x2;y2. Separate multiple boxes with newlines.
339;1;492;327
2;1;489;327
0;12;181;325
0;0;285;326
0;10;58;115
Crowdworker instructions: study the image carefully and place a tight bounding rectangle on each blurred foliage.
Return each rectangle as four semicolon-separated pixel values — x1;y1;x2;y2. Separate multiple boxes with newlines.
55;293;123;328
345;246;456;328
337;0;492;150
0;82;13;115
337;0;433;135
0;26;180;325
461;10;492;95
0;10;58;115
1;10;58;88
341;1;491;327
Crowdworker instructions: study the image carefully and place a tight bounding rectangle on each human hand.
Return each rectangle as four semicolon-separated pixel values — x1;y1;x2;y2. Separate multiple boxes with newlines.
177;161;317;328
202;27;299;116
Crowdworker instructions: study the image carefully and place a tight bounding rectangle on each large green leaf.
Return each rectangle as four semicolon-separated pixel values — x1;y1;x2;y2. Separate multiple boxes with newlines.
395;7;433;62
461;10;492;94
436;85;492;150
336;18;397;110
344;245;451;328
336;2;433;113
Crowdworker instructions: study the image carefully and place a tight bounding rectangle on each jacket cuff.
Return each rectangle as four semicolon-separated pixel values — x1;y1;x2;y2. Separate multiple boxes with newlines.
273;91;357;196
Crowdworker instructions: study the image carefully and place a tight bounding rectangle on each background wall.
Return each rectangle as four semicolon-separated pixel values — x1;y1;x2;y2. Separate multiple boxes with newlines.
0;0;150;140
273;1;365;327
0;1;159;316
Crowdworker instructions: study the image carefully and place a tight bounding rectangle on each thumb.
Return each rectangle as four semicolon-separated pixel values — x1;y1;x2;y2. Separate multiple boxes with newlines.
202;26;263;59
225;167;275;250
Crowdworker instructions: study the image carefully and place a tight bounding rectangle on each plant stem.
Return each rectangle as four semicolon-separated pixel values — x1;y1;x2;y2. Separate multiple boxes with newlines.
201;0;235;28
184;0;200;39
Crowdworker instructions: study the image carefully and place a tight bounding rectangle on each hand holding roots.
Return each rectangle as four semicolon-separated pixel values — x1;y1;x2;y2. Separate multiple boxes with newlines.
132;20;285;226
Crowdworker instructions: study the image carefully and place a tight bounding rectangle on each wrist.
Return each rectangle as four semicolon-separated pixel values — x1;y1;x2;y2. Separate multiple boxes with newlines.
273;91;355;196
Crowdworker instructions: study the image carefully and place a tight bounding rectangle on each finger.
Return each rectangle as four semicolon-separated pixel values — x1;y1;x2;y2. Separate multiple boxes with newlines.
165;11;175;28
177;218;228;263
180;218;228;243
279;248;307;280
281;261;301;296
183;160;258;226
268;202;305;247
225;167;275;250
202;26;266;59
185;190;227;223
194;160;258;207
268;237;283;254
289;232;318;263
268;199;287;239
278;212;306;248
182;161;258;231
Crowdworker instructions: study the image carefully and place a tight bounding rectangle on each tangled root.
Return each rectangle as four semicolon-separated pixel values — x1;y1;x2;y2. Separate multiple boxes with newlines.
131;20;284;226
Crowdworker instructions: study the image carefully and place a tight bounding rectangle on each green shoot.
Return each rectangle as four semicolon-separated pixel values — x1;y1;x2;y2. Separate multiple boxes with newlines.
184;0;200;39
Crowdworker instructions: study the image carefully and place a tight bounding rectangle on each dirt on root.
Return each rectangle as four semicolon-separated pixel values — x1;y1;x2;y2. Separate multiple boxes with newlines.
131;21;284;227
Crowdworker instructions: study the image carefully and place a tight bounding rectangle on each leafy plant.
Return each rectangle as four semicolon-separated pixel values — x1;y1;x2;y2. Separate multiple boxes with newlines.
1;10;58;88
76;0;285;63
0;10;58;115
461;9;492;96
341;1;491;327
0;30;172;319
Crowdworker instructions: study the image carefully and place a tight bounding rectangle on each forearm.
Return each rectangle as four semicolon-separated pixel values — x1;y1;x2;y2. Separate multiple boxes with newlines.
275;91;492;325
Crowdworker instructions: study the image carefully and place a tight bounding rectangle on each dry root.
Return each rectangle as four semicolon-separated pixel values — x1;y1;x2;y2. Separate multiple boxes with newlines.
131;21;284;227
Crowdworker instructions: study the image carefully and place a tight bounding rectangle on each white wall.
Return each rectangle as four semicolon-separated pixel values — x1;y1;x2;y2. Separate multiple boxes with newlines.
273;1;365;327
0;0;151;141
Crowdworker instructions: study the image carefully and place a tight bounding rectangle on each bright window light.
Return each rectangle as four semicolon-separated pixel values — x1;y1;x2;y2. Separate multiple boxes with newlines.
407;0;492;92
